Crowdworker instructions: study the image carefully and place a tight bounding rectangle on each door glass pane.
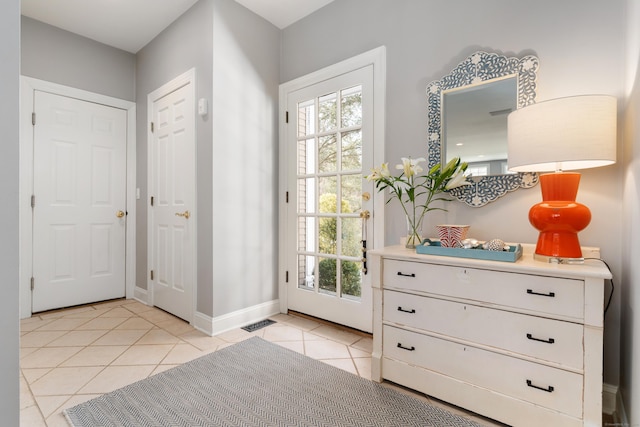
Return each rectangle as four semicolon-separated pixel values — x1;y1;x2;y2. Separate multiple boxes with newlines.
318;93;337;133
298;254;315;289
298;138;316;174
341;85;362;128
318;217;337;255
318;177;337;213
297;178;316;213
341;174;362;213
318;257;337;295
298;100;315;137
341;130;362;171
318;135;337;173
298;216;315;253
341;260;362;298
341;217;360;257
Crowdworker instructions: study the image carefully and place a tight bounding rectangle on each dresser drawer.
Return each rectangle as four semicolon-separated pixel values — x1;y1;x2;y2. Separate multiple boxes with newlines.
383;259;584;320
383;325;583;418
384;290;584;370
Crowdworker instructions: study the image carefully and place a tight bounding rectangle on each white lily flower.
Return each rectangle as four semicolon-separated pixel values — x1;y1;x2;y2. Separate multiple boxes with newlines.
380;162;391;177
365;168;380;181
445;170;471;190
396;157;425;178
366;162;392;181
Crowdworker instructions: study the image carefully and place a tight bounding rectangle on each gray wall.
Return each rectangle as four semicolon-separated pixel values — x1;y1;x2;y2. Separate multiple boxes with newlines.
210;0;280;316
135;0;279;318
21;16;136;101
135;0;214;315
1;0;20;424
621;0;640;422
282;0;626;386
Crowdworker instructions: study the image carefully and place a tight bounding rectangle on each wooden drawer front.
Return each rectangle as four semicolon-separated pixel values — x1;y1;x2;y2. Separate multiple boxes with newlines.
383;259;584;320
383;325;583;417
383;290;584;369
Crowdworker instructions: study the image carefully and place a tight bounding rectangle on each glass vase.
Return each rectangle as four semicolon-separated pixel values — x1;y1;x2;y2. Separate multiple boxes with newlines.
405;214;424;249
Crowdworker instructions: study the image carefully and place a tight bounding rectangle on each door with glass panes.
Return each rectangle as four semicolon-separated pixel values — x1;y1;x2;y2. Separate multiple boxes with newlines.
284;65;375;332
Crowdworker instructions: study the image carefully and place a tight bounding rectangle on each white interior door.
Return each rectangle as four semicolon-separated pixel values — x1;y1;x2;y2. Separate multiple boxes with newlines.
32;90;127;312
283;64;377;332
148;72;196;323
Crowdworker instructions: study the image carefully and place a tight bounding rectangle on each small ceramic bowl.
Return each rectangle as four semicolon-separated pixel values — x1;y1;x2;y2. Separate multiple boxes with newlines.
436;225;470;248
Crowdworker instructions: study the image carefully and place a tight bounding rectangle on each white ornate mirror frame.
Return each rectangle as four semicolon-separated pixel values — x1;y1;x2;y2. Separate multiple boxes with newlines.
427;51;540;207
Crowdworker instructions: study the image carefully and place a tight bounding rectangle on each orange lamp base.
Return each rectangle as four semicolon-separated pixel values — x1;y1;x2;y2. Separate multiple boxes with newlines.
529;172;591;263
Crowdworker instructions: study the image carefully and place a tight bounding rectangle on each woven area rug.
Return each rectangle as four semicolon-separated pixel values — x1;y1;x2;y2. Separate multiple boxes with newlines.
64;336;482;427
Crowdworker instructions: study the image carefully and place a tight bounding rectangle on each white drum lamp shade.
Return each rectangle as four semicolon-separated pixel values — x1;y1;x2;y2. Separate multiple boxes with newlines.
508;95;617;172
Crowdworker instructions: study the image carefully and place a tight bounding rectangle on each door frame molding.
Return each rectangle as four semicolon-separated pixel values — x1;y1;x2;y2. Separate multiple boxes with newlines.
277;46;387;314
146;68;197;324
19;76;137;319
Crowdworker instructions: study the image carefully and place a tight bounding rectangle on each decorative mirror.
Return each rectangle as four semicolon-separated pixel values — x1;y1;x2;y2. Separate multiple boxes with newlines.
427;51;540;206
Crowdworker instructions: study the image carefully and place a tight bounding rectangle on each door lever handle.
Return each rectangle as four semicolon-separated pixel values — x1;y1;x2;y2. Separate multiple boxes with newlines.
175;210;191;219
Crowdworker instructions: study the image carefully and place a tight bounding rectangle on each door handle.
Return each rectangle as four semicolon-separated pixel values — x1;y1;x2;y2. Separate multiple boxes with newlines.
360;210;370;275
175;210;191;219
116;210;125;218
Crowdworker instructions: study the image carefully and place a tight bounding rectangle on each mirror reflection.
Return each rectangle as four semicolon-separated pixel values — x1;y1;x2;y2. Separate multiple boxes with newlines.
443;76;517;176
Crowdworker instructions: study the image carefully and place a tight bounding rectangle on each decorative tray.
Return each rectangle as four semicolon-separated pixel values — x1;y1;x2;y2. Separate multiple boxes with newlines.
416;239;523;263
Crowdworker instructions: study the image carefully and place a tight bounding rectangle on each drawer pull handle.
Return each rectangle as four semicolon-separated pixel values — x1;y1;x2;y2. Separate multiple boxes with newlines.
526;333;555;344
526;289;555;298
526;379;554;393
397;306;416;314
397;343;415;351
397;272;416;278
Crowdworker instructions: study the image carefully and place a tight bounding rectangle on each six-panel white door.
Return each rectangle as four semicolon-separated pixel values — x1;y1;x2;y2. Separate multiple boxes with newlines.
149;80;195;322
32;91;127;312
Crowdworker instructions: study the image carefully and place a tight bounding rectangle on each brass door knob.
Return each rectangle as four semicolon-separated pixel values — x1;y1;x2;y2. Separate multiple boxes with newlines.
175;210;191;219
116;210;125;218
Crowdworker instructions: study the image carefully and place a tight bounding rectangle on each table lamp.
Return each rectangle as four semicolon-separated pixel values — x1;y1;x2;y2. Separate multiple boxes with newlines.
507;95;617;263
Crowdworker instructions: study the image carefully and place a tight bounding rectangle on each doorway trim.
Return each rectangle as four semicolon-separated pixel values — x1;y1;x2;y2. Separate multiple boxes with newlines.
277;46;387;315
19;76;137;319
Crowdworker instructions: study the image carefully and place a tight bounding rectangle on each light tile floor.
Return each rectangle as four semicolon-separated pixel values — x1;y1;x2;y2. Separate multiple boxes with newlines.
20;298;505;426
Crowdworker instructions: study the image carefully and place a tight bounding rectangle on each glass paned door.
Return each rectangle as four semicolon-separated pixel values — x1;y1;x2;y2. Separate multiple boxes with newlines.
285;65;374;332
297;85;363;297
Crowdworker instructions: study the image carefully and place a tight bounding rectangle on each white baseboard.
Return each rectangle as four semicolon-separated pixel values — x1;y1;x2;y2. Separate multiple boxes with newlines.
192;311;214;335
603;382;629;424
193;299;280;337
133;286;148;304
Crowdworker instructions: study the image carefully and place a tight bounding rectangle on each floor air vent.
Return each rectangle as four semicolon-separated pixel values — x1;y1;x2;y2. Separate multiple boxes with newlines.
241;319;276;332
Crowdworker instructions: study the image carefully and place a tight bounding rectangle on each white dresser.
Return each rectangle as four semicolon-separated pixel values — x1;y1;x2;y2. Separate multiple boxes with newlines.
369;245;611;427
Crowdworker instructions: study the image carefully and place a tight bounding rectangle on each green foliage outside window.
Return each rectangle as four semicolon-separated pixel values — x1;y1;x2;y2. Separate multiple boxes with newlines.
317;193;361;297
